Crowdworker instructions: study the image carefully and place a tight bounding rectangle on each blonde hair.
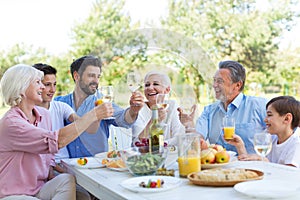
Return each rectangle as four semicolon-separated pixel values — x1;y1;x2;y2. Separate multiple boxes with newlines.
0;64;43;106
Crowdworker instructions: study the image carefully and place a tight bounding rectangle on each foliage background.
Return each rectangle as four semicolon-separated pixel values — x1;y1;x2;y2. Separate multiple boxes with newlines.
1;0;300;115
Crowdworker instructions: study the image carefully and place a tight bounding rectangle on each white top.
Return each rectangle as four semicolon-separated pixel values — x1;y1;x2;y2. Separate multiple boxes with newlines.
267;132;300;167
49;101;74;163
132;100;185;145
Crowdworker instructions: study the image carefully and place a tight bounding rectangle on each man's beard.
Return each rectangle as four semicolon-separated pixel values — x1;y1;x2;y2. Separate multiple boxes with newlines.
215;91;226;103
79;81;98;96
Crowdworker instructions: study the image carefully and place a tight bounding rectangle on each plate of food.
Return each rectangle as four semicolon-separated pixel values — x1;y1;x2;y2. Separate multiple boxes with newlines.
234;180;300;199
95;150;128;171
188;168;264;187
120;176;182;193
201;149;237;169
104;159;128;171
70;157;104;169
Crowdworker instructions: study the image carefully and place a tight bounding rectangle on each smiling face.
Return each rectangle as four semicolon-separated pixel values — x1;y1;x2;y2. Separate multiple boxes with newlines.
264;105;286;134
76;65;101;96
41;74;56;103
144;74;170;107
213;69;241;107
24;78;45;105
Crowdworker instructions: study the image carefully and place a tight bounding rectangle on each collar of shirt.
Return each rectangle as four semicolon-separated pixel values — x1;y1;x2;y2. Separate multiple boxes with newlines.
14;106;42;126
218;93;244;115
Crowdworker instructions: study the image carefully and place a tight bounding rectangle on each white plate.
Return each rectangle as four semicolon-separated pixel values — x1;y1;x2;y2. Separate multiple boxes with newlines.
120;176;182;193
94;152;108;159
107;167;128;172
234;180;300;199
70;157;104;169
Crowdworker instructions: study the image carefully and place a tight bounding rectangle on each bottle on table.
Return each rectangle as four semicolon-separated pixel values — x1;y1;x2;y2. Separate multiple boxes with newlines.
148;106;164;153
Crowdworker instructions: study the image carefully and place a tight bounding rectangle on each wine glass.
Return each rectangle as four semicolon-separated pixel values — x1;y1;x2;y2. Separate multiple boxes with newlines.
156;93;169;110
179;97;196;115
253;132;272;175
127;72;141;92
99;86;114;120
253;132;272;160
179;97;196;132
100;86;114;103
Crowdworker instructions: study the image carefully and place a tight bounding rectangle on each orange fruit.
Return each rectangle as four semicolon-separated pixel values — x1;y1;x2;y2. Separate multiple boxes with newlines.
77;157;88;165
95;99;103;106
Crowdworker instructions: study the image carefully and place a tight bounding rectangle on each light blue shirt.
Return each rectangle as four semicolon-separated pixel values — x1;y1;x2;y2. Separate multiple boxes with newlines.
55;91;132;158
196;93;267;154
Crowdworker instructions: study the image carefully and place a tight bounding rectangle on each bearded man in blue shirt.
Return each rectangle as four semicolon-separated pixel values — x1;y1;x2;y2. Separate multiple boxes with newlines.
179;60;267;154
55;55;144;158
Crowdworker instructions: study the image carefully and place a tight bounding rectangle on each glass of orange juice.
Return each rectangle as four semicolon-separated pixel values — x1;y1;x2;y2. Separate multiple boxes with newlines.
223;116;235;140
177;133;201;178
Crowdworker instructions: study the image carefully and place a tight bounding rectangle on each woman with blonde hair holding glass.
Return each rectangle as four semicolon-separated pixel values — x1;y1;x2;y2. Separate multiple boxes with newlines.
0;64;113;199
132;70;184;146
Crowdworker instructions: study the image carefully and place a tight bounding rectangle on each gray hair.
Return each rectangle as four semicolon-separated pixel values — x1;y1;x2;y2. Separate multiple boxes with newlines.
144;70;171;88
219;60;246;91
0;64;44;106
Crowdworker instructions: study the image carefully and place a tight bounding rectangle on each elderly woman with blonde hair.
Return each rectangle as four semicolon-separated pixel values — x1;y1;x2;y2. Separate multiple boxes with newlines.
132;70;184;146
0;64;113;199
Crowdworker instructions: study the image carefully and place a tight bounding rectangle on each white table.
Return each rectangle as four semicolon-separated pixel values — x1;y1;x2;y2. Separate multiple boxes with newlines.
61;157;300;200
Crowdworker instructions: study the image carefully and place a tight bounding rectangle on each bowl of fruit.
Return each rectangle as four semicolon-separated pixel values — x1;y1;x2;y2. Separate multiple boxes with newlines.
120;146;168;176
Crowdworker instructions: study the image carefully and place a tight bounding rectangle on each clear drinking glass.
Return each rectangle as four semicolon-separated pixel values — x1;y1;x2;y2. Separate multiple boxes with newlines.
100;86;114;102
253;132;272;175
156;93;169;110
179;97;196;132
254;132;272;159
177;133;201;178
179;97;196;115
222;116;235;141
97;86;114;120
127;72;141;92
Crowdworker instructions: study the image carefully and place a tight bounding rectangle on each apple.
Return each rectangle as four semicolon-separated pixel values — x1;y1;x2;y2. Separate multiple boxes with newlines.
200;138;208;150
201;149;216;164
209;144;224;152
215;150;230;163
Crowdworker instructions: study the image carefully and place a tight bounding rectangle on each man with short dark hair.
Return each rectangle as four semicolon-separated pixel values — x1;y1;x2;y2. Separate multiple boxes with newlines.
55;56;144;157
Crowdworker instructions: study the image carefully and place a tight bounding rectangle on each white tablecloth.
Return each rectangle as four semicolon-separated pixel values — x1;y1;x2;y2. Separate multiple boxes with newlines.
62;157;300;200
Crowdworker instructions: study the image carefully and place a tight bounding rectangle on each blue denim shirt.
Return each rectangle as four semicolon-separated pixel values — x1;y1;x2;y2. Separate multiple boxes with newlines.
196;93;267;154
55;92;132;158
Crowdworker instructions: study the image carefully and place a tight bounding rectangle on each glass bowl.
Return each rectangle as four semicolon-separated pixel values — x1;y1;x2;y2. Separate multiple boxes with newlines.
120;146;168;176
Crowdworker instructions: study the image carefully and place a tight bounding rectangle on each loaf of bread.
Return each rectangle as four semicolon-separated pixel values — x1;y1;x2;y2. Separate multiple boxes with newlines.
196;168;259;182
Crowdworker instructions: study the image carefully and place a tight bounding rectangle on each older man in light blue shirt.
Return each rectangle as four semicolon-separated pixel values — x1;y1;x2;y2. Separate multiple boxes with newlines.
194;61;267;154
196;93;267;154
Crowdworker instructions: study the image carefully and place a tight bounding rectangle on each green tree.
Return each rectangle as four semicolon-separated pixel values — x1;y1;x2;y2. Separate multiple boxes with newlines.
70;0;151;86
161;0;299;93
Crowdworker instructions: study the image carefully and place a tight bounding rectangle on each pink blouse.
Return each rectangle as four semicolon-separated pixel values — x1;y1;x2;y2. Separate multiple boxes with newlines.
0;106;59;198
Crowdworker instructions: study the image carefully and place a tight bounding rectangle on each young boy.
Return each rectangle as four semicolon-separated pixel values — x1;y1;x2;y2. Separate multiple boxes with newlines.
227;96;300;168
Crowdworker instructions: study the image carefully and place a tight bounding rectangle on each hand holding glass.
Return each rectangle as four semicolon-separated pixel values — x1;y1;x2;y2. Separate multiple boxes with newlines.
223;117;235;140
